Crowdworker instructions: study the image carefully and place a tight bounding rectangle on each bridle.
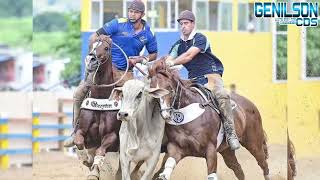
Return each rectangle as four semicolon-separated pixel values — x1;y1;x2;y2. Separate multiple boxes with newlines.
89;35;129;87
159;80;183;118
90;37;112;85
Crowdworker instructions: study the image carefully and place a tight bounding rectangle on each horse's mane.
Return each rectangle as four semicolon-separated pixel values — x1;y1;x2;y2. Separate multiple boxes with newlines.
89;34;112;50
148;57;193;88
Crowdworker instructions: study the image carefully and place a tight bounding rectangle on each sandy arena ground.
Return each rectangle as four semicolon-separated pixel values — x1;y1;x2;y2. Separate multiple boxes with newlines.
3;144;318;180
30;144;289;180
294;157;320;180
0;167;32;180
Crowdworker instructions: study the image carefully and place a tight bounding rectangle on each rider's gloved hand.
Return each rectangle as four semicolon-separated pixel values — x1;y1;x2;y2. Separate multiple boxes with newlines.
165;60;175;67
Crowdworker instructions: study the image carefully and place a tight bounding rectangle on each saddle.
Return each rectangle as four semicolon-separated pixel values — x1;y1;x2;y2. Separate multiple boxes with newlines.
190;83;220;114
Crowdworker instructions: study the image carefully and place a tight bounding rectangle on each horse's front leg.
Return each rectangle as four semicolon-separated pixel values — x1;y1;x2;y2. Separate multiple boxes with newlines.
206;143;218;180
87;132;118;180
157;143;183;180
74;110;95;150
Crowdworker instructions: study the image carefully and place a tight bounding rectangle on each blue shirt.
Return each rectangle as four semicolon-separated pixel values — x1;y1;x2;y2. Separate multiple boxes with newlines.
101;18;157;70
169;32;224;79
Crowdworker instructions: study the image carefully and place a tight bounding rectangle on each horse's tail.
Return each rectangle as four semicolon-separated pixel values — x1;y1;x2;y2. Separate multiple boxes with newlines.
263;130;269;159
288;136;297;176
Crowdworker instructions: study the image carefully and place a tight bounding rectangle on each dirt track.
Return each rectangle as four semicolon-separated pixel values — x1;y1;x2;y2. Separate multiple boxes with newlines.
0;167;32;180
30;144;288;180
294;157;320;180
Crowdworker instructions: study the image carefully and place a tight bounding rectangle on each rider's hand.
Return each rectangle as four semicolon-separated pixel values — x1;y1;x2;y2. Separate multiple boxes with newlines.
129;58;137;66
166;60;175;67
129;56;148;66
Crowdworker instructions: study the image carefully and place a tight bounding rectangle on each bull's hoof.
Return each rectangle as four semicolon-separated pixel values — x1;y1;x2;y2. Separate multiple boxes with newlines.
87;175;99;180
155;175;167;180
87;165;100;180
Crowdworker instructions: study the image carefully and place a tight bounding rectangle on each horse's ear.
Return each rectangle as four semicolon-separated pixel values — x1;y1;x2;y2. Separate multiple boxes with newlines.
145;87;170;98
109;87;123;101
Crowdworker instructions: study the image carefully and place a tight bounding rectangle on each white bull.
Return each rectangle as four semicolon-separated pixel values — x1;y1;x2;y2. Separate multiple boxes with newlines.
112;79;169;180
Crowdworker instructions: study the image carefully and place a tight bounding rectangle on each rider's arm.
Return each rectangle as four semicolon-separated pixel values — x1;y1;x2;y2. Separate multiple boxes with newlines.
169;34;208;66
89;19;120;50
165;55;175;62
146;52;157;62
165;41;179;64
170;47;201;65
144;29;158;63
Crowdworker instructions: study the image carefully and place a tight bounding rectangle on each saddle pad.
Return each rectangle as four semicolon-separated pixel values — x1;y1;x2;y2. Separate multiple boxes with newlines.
81;98;121;111
166;103;205;126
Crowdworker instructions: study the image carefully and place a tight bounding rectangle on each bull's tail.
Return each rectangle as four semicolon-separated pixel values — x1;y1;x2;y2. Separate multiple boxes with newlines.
263;130;269;159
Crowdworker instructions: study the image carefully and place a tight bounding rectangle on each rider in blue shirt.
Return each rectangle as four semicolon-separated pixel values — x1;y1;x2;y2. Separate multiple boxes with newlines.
97;16;157;70
64;0;157;147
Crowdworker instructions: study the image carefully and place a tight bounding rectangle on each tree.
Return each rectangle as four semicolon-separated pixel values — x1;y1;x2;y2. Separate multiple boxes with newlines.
55;12;81;85
0;0;32;17
33;12;67;32
306;25;320;77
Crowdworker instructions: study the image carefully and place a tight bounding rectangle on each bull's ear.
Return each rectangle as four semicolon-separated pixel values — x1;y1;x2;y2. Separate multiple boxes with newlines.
146;88;170;98
109;87;123;101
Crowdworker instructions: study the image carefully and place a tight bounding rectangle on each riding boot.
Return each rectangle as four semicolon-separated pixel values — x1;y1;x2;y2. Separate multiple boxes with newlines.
64;76;92;147
214;87;240;150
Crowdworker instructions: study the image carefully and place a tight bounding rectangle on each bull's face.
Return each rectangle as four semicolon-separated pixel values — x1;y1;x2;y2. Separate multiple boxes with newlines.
117;89;143;121
111;80;169;122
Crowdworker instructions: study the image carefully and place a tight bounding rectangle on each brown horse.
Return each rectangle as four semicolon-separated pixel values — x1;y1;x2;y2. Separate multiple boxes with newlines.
74;34;121;180
148;58;270;180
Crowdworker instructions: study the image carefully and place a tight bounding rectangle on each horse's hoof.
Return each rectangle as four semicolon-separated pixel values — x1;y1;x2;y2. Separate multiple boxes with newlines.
63;136;75;147
264;174;271;180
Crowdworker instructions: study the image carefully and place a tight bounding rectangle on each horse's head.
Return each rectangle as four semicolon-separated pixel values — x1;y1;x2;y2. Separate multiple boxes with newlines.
148;60;183;121
86;34;112;73
148;56;168;78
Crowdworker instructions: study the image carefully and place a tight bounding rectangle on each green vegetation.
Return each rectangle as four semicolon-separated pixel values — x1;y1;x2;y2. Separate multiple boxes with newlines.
0;0;32;18
306;25;320;77
32;32;65;56
276;24;288;80
0;17;32;48
276;35;288;80
33;12;81;84
55;13;81;82
33;12;68;32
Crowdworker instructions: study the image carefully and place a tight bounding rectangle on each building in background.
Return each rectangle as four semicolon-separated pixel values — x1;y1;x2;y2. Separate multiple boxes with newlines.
0;45;32;91
33;55;70;91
